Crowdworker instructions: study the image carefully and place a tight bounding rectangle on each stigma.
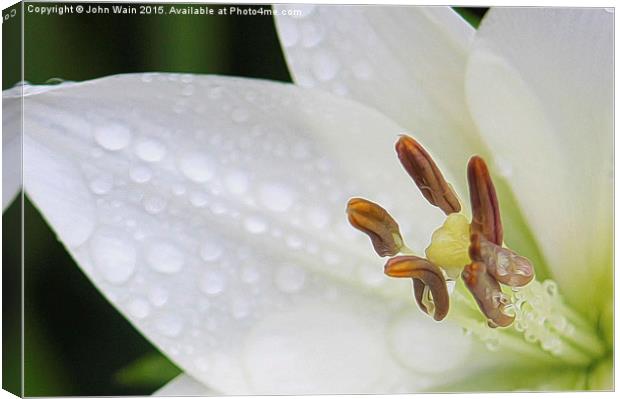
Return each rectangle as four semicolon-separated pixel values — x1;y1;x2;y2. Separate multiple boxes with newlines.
346;134;535;327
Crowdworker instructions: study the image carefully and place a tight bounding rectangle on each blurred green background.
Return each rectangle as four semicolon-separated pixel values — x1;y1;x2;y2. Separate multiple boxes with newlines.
2;2;486;396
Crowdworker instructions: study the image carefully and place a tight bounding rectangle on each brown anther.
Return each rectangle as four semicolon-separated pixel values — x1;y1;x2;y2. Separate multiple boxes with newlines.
462;262;515;328
384;256;449;321
346;198;404;257
470;233;534;287
395;135;461;215
467;156;503;245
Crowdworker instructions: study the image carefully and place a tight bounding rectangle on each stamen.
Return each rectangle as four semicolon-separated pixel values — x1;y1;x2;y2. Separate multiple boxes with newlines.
346;197;404;257
467;156;503;245
395;135;461;215
461;261;515;327
470;233;534;287
384;256;449;321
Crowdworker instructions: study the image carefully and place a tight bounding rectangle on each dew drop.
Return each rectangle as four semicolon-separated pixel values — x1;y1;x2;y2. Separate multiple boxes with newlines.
89;175;113;195
258;182;294;212
200;241;223;262
307;206;330;229
210;203;227;215
195;357;211;372
135;139;167;162
225;171;249;194
244;216;267;234
285;235;304;249
301;22;323;48
172;184;187;196
311;52;340;81
278;19;299;47
485;338;500;352
543;280;557;297
128;298;151;319
129;165;152;183
146;241;185;274
90;228;136;285
200;271;227;296
179;152;215;183
143;195;167;214
231;298;251;319
190;191;209;207
358;265;383;287
181;85;195;96
275;264;306;293
241;264;260;284
93;123;132;151
208;86;223;99
495;157;513;178
156;314;183;337
148;286;169;307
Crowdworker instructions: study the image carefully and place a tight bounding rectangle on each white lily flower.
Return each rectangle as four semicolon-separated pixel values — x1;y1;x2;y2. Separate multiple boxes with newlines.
3;6;612;394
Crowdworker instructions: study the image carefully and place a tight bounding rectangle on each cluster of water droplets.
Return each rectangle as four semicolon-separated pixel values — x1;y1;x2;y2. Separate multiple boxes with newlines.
276;5;375;96
508;280;570;356
29;73;426;384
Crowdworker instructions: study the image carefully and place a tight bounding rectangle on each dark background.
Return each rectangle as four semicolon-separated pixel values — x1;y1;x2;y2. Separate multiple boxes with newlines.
2;2;486;395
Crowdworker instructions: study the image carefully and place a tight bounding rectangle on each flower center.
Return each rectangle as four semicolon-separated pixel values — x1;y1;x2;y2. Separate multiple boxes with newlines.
346;134;607;366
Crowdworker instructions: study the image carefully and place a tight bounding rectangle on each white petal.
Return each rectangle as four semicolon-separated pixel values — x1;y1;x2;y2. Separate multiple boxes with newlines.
3;85;22;210
275;5;485;185
17;74;474;394
154;374;218;396
465;8;613;312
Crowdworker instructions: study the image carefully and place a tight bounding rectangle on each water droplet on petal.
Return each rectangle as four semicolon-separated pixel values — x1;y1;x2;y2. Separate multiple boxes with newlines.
231;297;251;319
143;195;167;214
129;165;152;183
135;139;167;162
312;51;339;81
200;271;227;296
495;157;513;178
301;22;323;48
200;241;223;262
259;182;294;212
89;174;113;195
172;184;186;196
181;85;195;96
195;357;211;372
208;86;223;99
156;314;183;337
244;216;267;234
225;171;249;195
93;123;132;151
148;286;169;307
275;264;306;293
190;191;209;207
179;152;215;183
128;298;151;319
146;240;185;274
241;264;260;284
278;18;299;47
90;228;136;285
307;206;330;229
285;235;304;249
